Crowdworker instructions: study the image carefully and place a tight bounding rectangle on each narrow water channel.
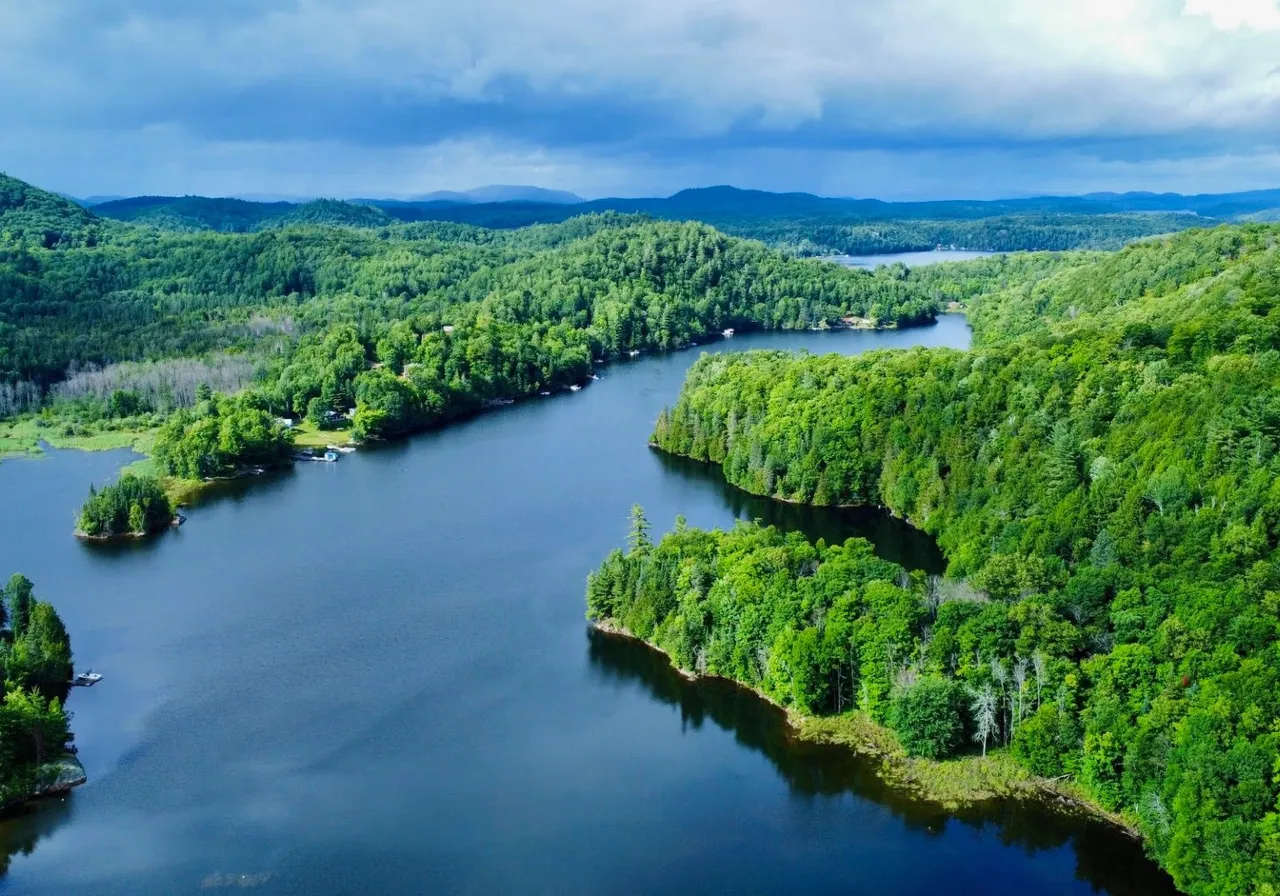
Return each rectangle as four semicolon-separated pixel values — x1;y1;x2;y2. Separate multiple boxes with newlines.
0;317;1177;895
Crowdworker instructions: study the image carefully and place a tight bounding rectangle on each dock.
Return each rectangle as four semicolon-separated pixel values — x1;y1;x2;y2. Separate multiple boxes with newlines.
70;670;102;687
294;449;340;462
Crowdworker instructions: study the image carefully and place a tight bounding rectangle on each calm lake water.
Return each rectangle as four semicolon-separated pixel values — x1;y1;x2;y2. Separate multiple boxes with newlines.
825;249;998;269
0;317;1177;895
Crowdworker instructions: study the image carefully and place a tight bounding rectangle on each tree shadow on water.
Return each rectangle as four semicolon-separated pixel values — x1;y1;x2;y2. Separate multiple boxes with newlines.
586;628;1179;896
0;796;73;877
652;451;947;575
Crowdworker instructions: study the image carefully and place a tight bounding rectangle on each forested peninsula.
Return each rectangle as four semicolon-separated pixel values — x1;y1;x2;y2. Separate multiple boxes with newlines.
624;224;1280;895
0;575;82;811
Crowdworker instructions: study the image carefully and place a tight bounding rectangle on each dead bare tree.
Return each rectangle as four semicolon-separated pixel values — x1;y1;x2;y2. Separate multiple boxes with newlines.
990;657;1010;744
1012;656;1029;733
51;355;259;412
937;578;989;606
0;380;42;417
1032;650;1048;710
970;684;999;758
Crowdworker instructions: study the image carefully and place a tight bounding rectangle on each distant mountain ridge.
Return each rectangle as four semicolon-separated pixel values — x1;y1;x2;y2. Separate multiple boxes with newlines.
74;194;125;206
85;183;1280;234
364;184;1280;227
405;185;584;204
18;171;1280;255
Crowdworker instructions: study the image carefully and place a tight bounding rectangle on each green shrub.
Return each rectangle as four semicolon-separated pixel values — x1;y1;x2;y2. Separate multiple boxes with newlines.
890;678;967;760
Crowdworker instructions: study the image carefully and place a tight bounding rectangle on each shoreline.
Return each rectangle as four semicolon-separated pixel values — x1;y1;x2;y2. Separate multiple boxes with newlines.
0;755;87;816
643;447;875;512
588;620;1139;840
647;446;931;531
0;314;936;464
74;512;185;542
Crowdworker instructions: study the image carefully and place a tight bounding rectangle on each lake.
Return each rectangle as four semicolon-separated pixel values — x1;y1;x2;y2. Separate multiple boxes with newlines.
824;249;998;269
0;316;1177;895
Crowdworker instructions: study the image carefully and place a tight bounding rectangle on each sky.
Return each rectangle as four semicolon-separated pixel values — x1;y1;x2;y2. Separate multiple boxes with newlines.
2;0;1280;201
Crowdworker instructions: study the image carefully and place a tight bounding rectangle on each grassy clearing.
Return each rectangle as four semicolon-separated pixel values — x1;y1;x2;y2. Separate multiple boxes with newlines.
794;711;1137;835
290;420;354;449
0;416;156;459
798;713;1035;804
0;429;42;457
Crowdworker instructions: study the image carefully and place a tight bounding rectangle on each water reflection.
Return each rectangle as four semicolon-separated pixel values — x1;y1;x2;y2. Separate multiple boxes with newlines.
586;628;1178;896
0;798;73;876
652;451;946;575
2;323;1179;893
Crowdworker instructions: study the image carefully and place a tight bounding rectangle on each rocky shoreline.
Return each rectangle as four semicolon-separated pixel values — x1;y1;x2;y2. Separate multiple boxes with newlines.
588;620;1140;840
0;755;87;815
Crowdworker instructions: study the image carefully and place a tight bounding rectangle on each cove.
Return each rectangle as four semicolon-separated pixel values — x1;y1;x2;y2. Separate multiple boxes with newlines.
0;316;1176;895
824;249;999;269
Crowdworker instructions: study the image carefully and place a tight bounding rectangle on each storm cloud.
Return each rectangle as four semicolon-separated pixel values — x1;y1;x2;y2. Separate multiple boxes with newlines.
3;0;1280;198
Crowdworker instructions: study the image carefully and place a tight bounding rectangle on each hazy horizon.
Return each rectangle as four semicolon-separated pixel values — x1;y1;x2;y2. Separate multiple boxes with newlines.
52;181;1280;208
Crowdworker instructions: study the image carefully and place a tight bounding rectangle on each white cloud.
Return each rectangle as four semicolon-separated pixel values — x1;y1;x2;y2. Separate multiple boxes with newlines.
7;123;1280;202
1;0;1279;196
1184;0;1280;30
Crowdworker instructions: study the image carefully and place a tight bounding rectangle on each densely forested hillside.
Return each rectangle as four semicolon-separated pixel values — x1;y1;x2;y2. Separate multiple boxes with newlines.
1;174;108;248
0;175;935;448
708;213;1199;256
641;224;1280;894
91;195;394;232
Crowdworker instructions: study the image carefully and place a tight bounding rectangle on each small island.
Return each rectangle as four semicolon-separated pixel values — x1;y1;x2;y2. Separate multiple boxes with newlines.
0;575;85;813
76;473;178;540
75;388;299;539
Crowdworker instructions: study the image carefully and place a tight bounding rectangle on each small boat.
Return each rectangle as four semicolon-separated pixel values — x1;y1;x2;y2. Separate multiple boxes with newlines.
323;450;339;462
70;670;102;687
628;350;640;357
722;328;735;337
540;390;552;396
569;384;582;392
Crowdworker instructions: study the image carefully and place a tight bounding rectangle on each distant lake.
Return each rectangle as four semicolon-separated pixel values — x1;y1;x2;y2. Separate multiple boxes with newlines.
0;317;1174;896
824;249;999;269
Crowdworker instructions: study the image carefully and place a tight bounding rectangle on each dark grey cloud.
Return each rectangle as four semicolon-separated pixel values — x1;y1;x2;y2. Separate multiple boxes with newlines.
2;0;1280;197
